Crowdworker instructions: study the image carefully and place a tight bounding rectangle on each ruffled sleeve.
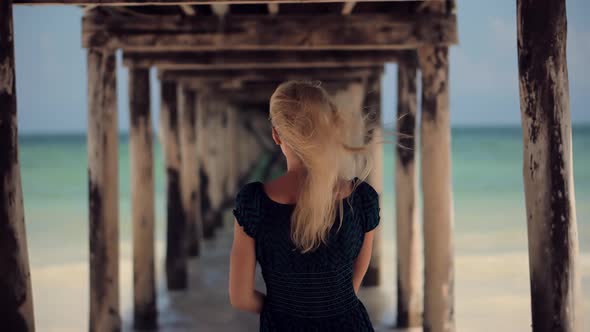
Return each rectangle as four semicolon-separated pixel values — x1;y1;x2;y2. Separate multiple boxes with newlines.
359;182;380;232
232;182;262;238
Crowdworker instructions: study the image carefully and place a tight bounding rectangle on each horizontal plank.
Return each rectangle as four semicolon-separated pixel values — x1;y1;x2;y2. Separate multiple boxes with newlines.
158;67;382;82
83;13;457;50
123;50;413;68
16;0;429;6
182;79;363;103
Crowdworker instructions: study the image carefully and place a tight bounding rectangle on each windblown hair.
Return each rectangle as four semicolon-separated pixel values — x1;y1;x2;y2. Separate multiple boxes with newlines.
269;81;375;253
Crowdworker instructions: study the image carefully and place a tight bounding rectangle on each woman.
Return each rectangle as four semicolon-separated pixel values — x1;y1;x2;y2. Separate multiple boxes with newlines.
229;81;380;331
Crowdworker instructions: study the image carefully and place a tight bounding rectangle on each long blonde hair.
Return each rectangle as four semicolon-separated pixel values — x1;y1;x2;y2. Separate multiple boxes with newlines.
269;81;374;253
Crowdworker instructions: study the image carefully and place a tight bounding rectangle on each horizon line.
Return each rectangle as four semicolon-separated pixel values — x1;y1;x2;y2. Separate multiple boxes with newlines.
18;123;590;137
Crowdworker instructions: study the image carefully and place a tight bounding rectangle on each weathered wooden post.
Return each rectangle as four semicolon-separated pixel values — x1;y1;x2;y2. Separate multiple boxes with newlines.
0;1;35;330
210;99;229;230
395;56;421;327
197;93;228;236
178;85;201;257
331;80;381;287
355;76;383;287
225;105;238;197
367;76;383;287
161;81;187;290
196;92;215;239
419;46;454;332
87;48;121;331
517;1;582;331
128;67;157;329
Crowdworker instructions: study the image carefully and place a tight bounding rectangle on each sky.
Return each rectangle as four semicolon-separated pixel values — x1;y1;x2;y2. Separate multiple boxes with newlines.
12;1;590;134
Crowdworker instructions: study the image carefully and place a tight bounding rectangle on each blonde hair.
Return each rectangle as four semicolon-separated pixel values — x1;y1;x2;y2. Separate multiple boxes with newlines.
269;81;374;253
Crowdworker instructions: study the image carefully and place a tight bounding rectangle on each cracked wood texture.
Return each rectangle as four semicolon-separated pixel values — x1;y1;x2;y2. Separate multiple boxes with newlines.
123;50;406;70
419;45;454;332
87;48;121;332
517;1;582;331
0;1;35;331
395;57;421;328
82;13;457;51
179;85;202;256
128;68;157;329
161;81;188;290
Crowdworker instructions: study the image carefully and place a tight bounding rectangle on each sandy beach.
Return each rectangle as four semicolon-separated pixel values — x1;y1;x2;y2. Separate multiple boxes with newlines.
30;220;590;332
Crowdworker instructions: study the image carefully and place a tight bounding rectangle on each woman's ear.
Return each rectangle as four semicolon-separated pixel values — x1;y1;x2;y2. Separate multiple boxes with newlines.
272;127;281;145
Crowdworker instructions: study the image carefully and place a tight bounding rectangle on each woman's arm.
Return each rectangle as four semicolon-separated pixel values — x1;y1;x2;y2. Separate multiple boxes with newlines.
352;230;375;294
229;219;265;313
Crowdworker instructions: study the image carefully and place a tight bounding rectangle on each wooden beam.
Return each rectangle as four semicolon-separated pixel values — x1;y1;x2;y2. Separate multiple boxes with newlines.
82;13;458;50
419;45;454;332
87;48;121;332
395;56;420;328
161;81;188;290
517;0;582;331
178;79;366;104
341;1;355;15
16;0;441;6
128;67;157;330
0;1;35;330
158;67;380;83
123;50;407;69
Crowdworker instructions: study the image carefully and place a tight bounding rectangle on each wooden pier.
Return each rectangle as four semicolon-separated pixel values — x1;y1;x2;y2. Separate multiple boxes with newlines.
0;0;583;331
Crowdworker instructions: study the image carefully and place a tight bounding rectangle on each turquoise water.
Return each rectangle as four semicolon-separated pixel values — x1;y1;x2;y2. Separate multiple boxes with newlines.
20;126;589;265
18;126;590;331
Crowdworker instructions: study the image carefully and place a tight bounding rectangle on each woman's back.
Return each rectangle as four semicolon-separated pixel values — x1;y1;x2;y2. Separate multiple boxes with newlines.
233;179;380;331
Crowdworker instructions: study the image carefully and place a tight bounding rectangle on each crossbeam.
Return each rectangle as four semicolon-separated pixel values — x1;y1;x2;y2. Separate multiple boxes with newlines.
180;79;365;103
158;67;380;83
123;50;412;69
83;13;457;50
15;0;438;6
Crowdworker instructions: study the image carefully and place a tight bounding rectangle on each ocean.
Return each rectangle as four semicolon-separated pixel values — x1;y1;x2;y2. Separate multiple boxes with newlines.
19;126;589;331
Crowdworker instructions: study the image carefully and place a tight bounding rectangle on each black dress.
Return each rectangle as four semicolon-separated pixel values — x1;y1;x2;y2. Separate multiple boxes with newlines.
232;180;380;332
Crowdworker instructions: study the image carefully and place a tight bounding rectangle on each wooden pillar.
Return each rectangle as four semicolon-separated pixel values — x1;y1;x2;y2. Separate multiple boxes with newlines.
517;1;582;331
196;92;215;239
87;48;120;331
361;76;383;287
161;81;187;290
128;67;157;329
197;95;227;237
0;1;35;330
225;105;238;197
210;99;228;230
395;57;421;327
213;101;228;230
179;85;201;257
419;46;454;332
